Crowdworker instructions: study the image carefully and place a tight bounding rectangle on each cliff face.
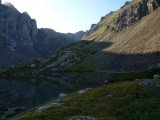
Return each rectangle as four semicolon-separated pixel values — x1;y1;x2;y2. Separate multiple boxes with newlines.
0;3;85;68
0;3;37;49
0;3;39;68
68;0;160;72
83;0;160;40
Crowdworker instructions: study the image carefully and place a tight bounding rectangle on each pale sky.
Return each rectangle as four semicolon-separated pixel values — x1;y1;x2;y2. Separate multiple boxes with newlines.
3;0;131;33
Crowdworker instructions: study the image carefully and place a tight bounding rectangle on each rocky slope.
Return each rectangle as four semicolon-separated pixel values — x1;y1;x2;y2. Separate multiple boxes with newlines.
1;0;160;77
0;3;85;68
33;0;160;74
62;0;160;72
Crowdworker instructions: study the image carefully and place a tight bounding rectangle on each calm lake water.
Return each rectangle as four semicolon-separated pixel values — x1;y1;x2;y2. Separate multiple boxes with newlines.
0;72;109;119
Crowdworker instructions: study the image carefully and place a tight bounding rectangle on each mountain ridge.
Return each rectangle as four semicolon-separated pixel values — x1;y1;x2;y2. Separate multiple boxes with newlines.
0;3;85;68
83;0;160;40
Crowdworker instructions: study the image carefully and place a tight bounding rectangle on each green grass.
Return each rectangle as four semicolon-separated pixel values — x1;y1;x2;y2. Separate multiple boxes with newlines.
8;66;160;120
10;80;144;120
5;66;160;120
0;40;95;78
64;57;96;72
6;113;17;118
109;68;160;82
122;87;160;120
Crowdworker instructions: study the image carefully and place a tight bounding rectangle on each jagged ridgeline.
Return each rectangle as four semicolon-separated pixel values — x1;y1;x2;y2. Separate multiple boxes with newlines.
83;0;160;40
0;3;85;68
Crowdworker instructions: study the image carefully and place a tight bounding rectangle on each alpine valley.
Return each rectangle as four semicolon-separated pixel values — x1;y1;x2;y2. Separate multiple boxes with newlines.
1;0;160;120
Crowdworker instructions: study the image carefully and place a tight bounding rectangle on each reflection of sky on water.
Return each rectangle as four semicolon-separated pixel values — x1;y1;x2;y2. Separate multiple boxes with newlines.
0;80;67;108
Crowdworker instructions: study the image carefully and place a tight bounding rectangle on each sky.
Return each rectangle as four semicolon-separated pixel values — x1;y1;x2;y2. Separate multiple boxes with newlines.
3;0;131;33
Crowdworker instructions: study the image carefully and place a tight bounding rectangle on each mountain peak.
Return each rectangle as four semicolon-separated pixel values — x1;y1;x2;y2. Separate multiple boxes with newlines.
3;2;15;9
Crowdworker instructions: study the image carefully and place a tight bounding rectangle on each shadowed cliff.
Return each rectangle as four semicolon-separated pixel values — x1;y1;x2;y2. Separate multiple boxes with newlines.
0;3;85;68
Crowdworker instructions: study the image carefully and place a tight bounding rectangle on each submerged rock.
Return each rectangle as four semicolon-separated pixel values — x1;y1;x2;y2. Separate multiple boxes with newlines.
68;116;97;120
139;80;160;87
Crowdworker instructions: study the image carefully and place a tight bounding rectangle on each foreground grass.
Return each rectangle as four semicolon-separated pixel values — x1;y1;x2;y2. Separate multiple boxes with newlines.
10;79;145;120
109;68;160;82
123;87;160;120
4;65;160;120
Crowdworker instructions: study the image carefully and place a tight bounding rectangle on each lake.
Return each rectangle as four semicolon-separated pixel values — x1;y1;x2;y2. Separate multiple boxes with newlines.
0;72;109;119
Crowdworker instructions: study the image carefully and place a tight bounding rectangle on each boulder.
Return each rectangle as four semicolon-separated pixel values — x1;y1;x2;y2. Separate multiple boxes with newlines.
139;80;160;87
33;103;65;115
106;94;112;99
153;75;160;79
77;88;92;94
30;64;36;68
104;80;109;85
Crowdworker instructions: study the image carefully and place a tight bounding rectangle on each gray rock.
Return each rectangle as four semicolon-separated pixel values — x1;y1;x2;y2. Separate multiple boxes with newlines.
30;64;36;68
33;103;65;115
59;93;67;97
106;94;112;99
154;75;160;79
38;52;80;73
77;88;92;94
139;80;160;87
104;80;109;85
68;116;97;120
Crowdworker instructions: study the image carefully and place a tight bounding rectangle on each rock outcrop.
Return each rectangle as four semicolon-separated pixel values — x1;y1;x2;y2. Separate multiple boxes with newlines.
153;75;160;79
33;103;65;115
139;80;160;87
84;0;160;39
114;0;160;30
